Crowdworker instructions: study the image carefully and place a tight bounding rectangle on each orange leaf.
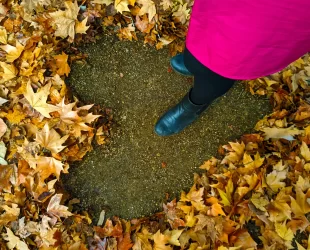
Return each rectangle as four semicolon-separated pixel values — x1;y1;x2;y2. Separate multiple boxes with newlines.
35;156;64;181
54;52;71;76
208;203;226;217
135;15;154;33
0;165;13;191
232;229;257;249
118;232;134;250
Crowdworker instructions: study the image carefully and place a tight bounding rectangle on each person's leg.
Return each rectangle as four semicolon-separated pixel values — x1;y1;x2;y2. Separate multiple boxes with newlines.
185;47;235;105
190;72;235;105
154;49;235;136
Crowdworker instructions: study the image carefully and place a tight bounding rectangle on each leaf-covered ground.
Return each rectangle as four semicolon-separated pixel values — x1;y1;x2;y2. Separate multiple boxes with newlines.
1;0;310;249
62;34;270;221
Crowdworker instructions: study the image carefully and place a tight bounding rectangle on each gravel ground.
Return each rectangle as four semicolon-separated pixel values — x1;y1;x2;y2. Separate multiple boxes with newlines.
62;34;272;221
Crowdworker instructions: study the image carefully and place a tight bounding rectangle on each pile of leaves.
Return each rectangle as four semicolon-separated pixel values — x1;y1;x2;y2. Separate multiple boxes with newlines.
1;0;310;249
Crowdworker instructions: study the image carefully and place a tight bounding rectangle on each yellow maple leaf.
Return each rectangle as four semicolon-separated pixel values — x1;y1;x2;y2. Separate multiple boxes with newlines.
0;62;18;83
242;152;264;169
182;186;204;203
6;104;26;124
0;203;20;226
296;176;310;192
75;17;89;34
118;25;136;41
217;188;231;206
265;170;287;192
172;3;190;24
250;193;269;212
37;216;58;246
292;57;305;69
300;141;310;162
23;82;60;118
0;27;7;44
290;187;310;217
35;156;64;181
218;247;241;250
92;0;114;4
53;52;71;77
2;227;28;250
244;173;259;190
296;241;306;250
262;126;303;141
185;207;197;227
160;0;173;11
221;141;245;164
56;98;79;124
134;227;153;250
137;0;156;21
49;1;79;40
275;221;294;242
153;230;172;250
164;229;183;246
305;125;310;136
0;41;24;62
36;156;64;180
35;123;69;154
194;213;215;232
208;202;226;216
115;0;130;13
269;197;292;222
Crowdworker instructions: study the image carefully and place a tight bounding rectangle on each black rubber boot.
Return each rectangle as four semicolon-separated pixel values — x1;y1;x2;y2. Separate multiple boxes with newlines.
154;89;208;136
170;54;193;76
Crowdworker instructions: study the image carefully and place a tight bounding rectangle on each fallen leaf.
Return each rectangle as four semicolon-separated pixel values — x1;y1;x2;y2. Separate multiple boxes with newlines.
301;141;310;161
233;229;257;249
75;17;89;34
135;15;154;33
275;221;294;242
118;232;134;250
262;126;303;141
53;52;71;76
0;118;7;138
92;0;113;5
6;104;26;124
160;0;173;10
0;165;13;192
290;187;310;216
296;175;310;192
0;141;8;165
250;193;269;212
172;3;190;24
266;170;287;192
0;62;18;83
49;1;79;40
35;156;64;181
164;229;183;246
217;188;231;206
47;194;72;218
153;230;172;250
137;0;156;21
35;123;69;153
0;27;7;44
0;41;25;62
221;141;245;164
23;82;60;118
115;0;131;13
2;227;28;250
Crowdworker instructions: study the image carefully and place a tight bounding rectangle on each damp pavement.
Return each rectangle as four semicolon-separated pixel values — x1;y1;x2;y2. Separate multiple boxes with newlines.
62;34;272;222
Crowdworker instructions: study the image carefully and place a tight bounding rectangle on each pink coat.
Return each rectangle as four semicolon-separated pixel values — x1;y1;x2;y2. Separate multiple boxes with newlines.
186;1;310;80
